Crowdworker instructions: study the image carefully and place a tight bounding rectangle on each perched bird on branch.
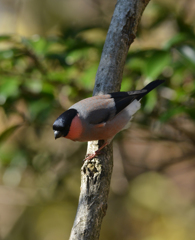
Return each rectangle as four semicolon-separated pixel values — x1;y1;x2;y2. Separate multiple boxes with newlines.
53;79;164;160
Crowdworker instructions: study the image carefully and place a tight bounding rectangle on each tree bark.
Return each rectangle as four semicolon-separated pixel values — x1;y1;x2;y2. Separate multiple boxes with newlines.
69;0;150;239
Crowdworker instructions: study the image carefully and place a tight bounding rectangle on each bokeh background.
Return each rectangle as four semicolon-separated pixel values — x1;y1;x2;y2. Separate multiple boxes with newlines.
0;0;195;239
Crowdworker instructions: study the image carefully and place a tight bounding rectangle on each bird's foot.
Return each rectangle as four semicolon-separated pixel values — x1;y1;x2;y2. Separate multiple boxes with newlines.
83;150;101;161
83;142;109;161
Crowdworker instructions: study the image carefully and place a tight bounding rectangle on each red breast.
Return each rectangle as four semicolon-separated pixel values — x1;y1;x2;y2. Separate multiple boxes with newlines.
65;114;83;141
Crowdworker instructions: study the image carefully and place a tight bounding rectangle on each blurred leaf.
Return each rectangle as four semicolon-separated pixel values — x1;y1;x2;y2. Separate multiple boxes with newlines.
28;99;52;121
46;53;68;67
191;92;195;98
144;89;157;112
120;77;133;91
0;125;21;144
160;106;185;122
0;49;14;59
80;64;98;89
0;77;20;99
47;70;68;82
23;80;42;94
0;35;12;41
126;57;145;72
176;16;195;39
186;107;195;120
163;33;189;50
66;48;90;63
144;50;171;79
176;45;195;70
42;82;55;95
30;37;49;54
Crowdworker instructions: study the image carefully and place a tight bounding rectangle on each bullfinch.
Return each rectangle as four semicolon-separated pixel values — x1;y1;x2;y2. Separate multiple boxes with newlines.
53;79;164;160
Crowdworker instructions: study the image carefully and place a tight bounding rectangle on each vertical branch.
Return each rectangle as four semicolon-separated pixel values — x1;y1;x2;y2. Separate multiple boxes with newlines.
69;0;150;240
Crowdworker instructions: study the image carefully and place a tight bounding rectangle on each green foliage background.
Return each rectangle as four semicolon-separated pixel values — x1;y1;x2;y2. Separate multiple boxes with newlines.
0;0;195;240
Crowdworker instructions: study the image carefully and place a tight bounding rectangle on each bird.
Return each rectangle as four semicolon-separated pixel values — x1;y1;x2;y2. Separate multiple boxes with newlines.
53;79;164;160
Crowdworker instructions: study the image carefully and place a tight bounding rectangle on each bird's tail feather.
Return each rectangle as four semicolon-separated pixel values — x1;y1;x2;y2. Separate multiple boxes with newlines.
136;79;164;101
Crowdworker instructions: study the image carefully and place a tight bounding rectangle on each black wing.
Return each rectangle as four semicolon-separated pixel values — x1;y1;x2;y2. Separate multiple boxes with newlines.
109;79;164;115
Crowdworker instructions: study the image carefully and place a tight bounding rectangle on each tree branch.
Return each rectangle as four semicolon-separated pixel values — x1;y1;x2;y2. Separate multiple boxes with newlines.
69;0;150;239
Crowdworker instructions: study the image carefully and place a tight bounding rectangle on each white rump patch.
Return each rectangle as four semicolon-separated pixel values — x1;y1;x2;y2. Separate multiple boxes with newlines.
122;100;141;130
126;99;141;115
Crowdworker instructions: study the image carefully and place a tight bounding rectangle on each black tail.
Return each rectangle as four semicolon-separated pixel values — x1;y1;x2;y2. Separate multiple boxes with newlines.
136;79;164;100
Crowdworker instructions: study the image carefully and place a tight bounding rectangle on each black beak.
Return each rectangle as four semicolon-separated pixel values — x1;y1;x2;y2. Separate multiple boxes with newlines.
54;130;63;139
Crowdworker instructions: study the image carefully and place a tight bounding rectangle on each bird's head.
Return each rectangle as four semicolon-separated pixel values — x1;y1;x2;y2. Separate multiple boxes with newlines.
53;109;78;139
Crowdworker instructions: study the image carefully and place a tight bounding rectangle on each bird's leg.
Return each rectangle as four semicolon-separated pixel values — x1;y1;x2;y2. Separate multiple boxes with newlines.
84;142;108;161
95;142;108;155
